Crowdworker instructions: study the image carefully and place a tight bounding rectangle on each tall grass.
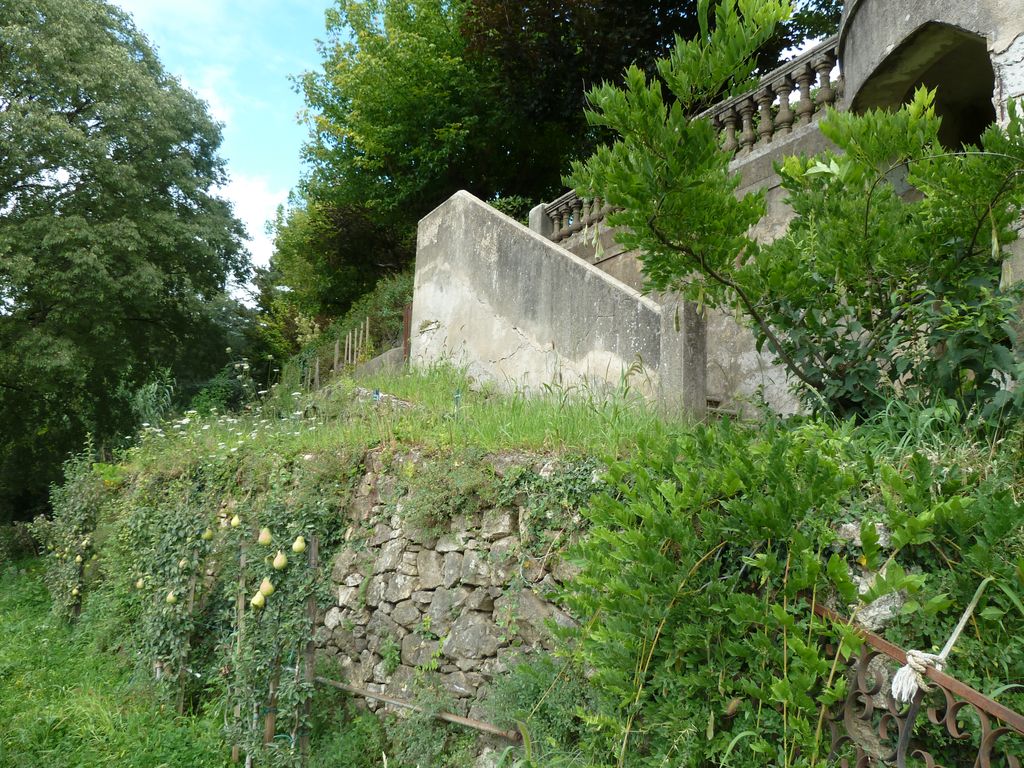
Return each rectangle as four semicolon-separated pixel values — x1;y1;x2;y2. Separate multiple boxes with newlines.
0;561;226;767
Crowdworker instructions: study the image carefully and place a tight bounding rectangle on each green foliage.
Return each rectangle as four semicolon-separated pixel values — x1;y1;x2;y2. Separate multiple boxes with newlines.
570;6;1024;422
558;418;1024;767
0;521;36;565
29;450;113;622
0;561;227;767
383;684;477;768
307;704;388;768
0;0;249;520
743;92;1024;419
291;270;414;376
486;654;593;759
400;450;498;536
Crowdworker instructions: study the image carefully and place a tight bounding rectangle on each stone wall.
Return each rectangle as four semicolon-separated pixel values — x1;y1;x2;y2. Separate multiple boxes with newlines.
316;449;580;720
411;191;706;413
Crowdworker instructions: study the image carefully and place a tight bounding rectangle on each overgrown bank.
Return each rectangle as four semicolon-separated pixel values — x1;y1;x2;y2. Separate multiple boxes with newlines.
11;370;1024;766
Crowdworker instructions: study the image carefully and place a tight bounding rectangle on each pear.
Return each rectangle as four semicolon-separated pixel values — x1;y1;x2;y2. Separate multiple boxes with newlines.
71;587;79;596
272;550;288;570
166;591;177;605
75;554;83;563
230;514;241;528
135;577;145;590
250;591;266;610
259;577;274;597
291;535;307;554
258;527;273;546
178;558;188;569
201;528;214;541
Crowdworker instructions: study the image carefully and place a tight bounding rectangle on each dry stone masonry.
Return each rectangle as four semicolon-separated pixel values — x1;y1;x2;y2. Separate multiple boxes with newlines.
317;450;581;719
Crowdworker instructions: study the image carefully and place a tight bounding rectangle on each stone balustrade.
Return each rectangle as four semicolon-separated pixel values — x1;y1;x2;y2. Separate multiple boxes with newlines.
540;190;613;244
703;35;841;155
530;37;842;243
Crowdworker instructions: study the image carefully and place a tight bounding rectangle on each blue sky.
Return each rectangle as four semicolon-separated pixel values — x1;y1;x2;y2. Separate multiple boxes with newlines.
114;0;329;270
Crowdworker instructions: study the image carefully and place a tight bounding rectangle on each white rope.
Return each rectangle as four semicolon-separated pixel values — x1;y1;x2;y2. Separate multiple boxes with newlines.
890;577;993;705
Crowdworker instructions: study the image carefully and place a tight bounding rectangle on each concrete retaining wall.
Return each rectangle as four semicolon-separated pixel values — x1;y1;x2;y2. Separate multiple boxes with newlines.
411;191;705;411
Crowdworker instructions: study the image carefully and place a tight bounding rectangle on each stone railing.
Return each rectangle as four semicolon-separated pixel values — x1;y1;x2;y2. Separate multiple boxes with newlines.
536;190;614;244
530;36;843;243
703;35;841;155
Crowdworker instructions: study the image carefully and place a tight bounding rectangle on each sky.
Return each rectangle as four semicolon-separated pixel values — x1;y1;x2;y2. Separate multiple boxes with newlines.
113;0;330;271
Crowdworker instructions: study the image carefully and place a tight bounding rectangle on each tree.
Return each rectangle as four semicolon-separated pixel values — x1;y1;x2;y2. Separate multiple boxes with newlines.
462;0;842;187
0;0;249;520
568;0;1024;420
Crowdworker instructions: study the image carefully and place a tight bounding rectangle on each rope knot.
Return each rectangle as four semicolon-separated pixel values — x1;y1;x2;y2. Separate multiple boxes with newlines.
891;649;943;704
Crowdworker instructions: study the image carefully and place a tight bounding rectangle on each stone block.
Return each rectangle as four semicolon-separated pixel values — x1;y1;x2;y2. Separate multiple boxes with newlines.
481;509;515;541
330;549;358;583
392;600;421;628
337;586;360;609
363;575;387;607
436;533;467;552
443;612;502;659
384;572;415;602
442;671;482;698
369;522;395;547
324;606;343;630
460;550;491;586
441;552;463;587
464;589;494;612
416;550;444;590
401;634;440;667
373;537;407;573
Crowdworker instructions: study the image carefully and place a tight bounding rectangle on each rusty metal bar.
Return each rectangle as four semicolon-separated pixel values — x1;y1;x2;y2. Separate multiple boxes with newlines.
814;603;1024;734
313;676;521;742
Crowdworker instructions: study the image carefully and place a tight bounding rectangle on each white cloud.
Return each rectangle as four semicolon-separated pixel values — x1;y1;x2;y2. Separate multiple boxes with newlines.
218;173;286;270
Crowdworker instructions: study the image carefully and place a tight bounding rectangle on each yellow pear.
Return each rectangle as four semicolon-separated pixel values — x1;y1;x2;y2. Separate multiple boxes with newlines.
201;528;214;541
272;550;288;570
166;591;177;605
291;535;307;554
230;514;241;528
250;591;266;610
259;577;274;597
258;527;273;546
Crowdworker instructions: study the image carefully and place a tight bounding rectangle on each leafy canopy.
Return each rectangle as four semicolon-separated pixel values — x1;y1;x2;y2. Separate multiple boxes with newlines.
569;0;1024;419
0;0;249;519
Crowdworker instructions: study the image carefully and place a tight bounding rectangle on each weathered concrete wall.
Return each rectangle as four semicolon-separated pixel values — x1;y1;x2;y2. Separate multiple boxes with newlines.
840;0;1024;122
317;450;579;720
412;191;699;403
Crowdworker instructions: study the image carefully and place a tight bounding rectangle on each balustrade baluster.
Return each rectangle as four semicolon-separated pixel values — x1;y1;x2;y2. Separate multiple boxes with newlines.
559;207;570;240
795;63;815;124
738;98;756;153
775;76;794;136
720;107;739;153
756;86;775;145
814;52;836;109
570;198;583;233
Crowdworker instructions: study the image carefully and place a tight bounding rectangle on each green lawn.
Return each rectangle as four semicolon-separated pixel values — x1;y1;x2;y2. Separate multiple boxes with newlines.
0;560;227;768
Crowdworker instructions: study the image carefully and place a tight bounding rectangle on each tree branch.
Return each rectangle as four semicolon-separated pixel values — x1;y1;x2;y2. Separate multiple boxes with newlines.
646;216;824;392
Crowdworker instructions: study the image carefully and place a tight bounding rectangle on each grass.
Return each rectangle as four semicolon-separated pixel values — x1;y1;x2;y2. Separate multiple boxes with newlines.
0;560;227;768
124;365;682;482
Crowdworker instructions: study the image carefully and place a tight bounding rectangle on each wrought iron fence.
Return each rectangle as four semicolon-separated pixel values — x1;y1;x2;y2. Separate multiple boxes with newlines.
817;605;1024;767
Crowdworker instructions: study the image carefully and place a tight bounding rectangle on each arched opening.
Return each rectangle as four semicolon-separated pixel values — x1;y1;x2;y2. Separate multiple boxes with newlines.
851;22;996;148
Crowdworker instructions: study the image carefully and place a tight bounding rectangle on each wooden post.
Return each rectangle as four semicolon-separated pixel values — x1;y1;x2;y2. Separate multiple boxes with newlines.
263;659;281;745
314;358;320;390
299;535;320;760
365;317;371;357
344;332;351;367
232;546;247;764
333;340;340;373
177;568;199;714
402;302;413;362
